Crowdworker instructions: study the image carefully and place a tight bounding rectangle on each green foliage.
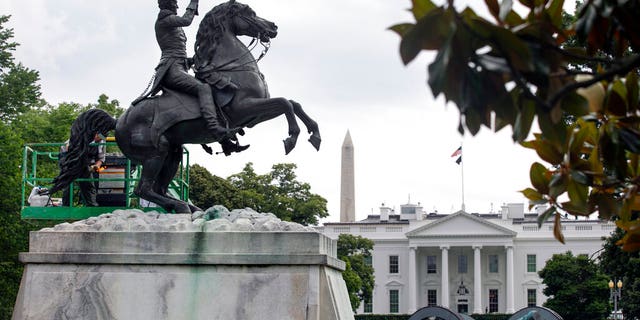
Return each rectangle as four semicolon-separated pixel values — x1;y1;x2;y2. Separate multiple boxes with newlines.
599;228;640;319
189;162;328;225
228;162;328;225
0;15;124;319
337;234;375;312
87;94;124;118
354;315;408;320
0;15;43;121
189;164;244;210
539;251;610;320
392;0;640;249
469;315;510;320
353;315;511;320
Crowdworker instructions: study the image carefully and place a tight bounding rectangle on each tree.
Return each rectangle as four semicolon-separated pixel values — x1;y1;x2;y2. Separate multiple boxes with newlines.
0;15;44;319
0;122;29;318
189;164;244;210
190;163;329;225
228;163;329;225
337;234;375;312
392;0;640;249
0;15;43;121
538;251;610;320
599;227;640;319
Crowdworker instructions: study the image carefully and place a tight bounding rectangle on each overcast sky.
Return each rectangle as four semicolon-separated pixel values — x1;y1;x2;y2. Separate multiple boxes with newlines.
2;1;579;223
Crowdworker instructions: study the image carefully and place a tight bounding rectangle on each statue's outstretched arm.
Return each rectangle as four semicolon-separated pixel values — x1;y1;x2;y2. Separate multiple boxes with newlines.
158;0;199;27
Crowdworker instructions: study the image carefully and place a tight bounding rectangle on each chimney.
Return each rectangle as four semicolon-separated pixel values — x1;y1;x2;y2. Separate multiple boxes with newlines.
380;203;390;222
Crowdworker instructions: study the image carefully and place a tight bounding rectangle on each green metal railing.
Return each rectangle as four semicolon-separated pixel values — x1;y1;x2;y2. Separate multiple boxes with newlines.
20;141;190;220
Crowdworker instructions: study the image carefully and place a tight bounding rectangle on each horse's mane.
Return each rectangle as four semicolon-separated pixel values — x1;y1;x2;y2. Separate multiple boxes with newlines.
194;1;245;70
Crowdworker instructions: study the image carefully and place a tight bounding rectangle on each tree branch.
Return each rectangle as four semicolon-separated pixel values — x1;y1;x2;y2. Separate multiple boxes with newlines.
549;54;640;108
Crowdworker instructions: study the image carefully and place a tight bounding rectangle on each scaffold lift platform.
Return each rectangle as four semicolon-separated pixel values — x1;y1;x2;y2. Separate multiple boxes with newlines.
20;139;191;220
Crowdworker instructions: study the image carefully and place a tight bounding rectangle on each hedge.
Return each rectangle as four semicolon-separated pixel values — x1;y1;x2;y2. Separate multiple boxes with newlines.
354;314;512;320
354;315;409;320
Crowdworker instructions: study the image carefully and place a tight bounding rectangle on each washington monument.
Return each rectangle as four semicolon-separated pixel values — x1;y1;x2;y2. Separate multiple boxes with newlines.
340;130;355;222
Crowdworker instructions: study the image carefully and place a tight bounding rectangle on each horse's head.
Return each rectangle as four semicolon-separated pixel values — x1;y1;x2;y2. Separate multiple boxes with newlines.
227;0;278;42
195;1;277;70
197;1;277;44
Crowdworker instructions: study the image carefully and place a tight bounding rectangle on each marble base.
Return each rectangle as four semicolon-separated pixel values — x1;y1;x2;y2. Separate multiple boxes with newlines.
13;228;353;320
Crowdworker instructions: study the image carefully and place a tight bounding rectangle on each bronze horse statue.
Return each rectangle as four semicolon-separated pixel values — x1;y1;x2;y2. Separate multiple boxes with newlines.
49;0;321;213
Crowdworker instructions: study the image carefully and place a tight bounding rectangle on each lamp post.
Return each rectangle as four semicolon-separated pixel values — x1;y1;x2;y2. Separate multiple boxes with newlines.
609;279;623;319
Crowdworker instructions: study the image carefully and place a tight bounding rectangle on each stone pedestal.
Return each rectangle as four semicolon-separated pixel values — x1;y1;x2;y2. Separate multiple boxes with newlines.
13;212;354;320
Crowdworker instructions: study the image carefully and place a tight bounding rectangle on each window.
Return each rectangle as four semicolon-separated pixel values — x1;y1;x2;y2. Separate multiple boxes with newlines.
389;255;399;274
527;254;536;273
365;255;372;266
401;206;416;214
364;298;373;313
489;289;499;313
527;289;537;307
458;254;468;274
389;290;399;313
427;255;437;274
427;289;437;306
489;254;499;273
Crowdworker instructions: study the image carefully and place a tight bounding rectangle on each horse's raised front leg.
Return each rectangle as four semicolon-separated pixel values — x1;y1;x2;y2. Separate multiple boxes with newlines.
289;100;321;151
230;97;300;154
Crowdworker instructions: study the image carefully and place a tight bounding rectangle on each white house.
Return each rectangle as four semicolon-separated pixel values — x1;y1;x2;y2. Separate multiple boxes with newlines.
320;202;614;315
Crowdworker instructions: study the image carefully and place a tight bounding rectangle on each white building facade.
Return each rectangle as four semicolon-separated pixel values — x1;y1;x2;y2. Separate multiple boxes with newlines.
320;203;615;315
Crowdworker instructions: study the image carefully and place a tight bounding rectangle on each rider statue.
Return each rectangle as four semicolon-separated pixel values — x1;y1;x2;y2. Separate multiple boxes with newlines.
136;0;248;155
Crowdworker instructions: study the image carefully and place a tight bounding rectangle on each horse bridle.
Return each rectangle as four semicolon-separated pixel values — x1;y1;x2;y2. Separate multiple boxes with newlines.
195;10;272;74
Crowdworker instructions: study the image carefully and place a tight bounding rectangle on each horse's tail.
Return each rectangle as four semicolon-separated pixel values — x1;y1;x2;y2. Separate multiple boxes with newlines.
48;109;117;195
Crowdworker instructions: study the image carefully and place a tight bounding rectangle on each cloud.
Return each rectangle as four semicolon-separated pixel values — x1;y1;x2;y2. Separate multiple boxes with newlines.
3;0;542;222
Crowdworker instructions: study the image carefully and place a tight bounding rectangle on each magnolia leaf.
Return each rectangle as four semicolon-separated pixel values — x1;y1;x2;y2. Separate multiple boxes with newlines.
513;98;535;142
547;0;565;28
620;231;640;252
529;162;550;194
411;0;436;20
626;71;639;113
610;79;629;110
570;170;590;185
537;206;556;227
566;177;589;213
518;0;535;9
549;172;567;199
389;23;414;37
484;0;501;23
590;192;617;220
538;111;567;146
561;92;589;118
521;187;545;203
553;212;566;244
427;38;452;96
400;8;450;65
618;127;640;154
532;139;563;165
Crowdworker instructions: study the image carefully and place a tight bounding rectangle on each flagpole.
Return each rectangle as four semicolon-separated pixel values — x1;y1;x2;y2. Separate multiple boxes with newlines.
461;141;465;212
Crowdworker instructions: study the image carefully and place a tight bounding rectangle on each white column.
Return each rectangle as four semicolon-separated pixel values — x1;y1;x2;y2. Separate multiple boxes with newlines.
473;245;483;314
506;245;515;313
440;245;450;308
408;246;417;314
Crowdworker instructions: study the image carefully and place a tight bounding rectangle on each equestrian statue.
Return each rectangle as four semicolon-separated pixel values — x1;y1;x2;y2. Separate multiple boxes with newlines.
49;0;321;214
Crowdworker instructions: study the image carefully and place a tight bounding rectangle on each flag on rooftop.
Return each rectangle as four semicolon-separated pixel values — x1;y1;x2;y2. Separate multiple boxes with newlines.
451;146;462;165
451;146;461;157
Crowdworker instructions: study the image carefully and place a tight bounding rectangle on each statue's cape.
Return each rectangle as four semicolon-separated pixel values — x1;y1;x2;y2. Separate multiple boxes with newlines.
152;89;201;135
